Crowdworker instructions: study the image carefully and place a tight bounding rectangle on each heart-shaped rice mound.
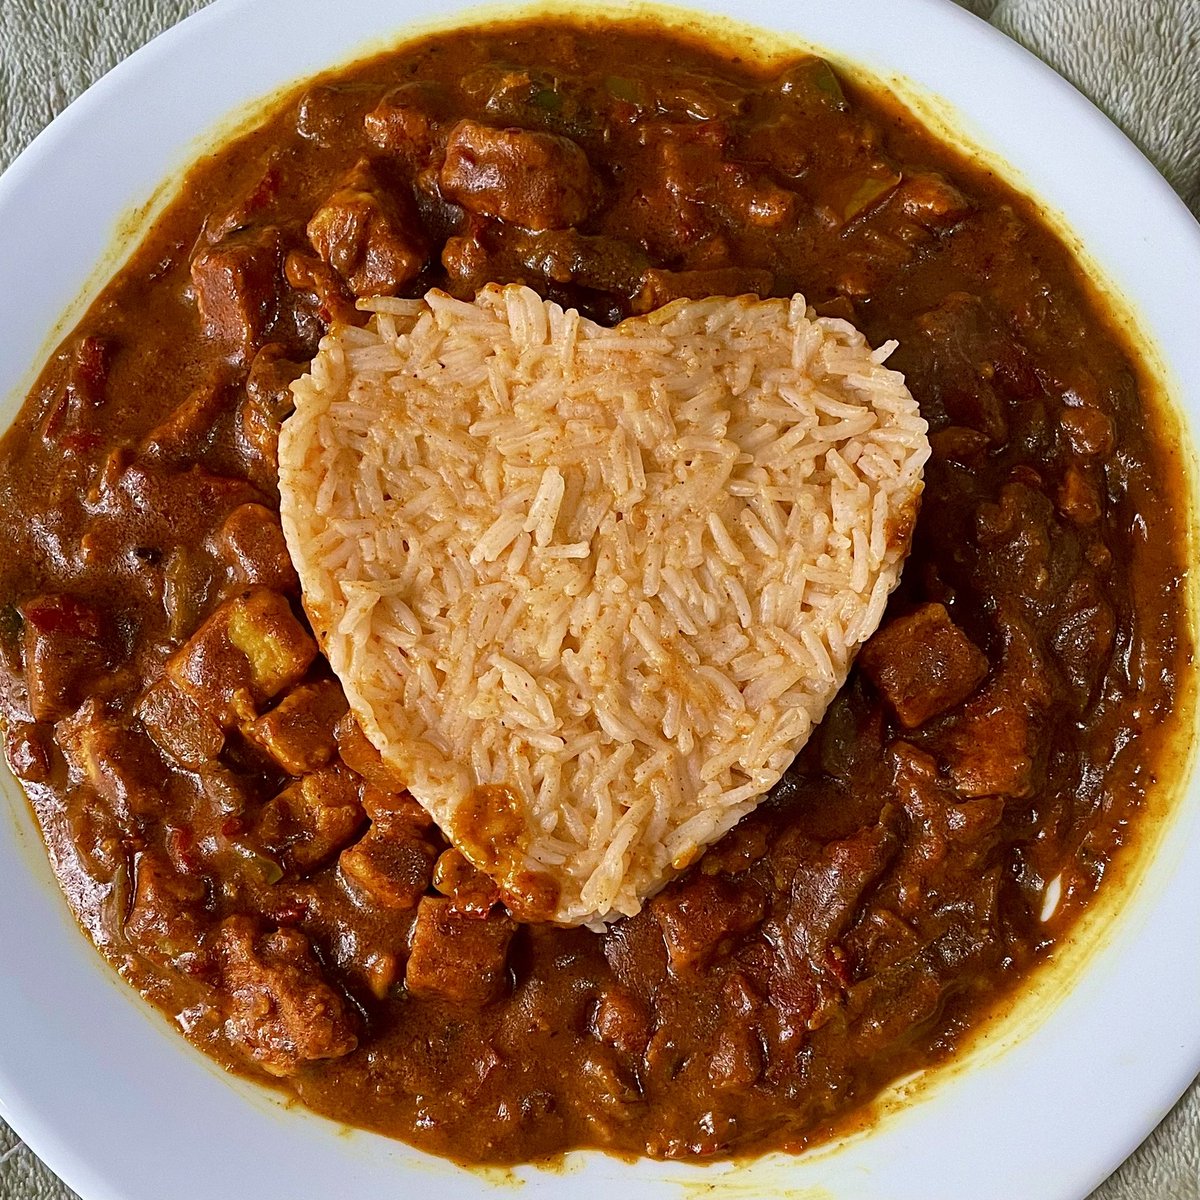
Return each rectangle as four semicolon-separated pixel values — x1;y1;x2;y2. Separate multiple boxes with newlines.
279;285;928;925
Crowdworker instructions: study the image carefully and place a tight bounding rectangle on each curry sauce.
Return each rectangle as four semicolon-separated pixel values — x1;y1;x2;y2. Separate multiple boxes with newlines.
0;17;1191;1164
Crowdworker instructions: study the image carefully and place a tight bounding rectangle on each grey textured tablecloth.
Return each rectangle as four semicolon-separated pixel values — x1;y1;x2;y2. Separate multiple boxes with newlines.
0;1;1197;1197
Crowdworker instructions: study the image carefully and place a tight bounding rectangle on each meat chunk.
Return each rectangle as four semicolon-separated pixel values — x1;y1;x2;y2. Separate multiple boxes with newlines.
255;765;366;873
1052;575;1115;703
125;851;207;966
358;783;433;827
242;679;347;774
135;677;224;770
909;293;1013;442
405;897;515;1005
340;819;437;909
282;250;360;328
858;602;989;728
166;590;316;728
214;503;299;592
217;915;357;1077
239;343;302;490
440;120;593;231
364;81;451;166
190;226;286;363
929;424;990;465
942;698;1035;798
651;873;765;972
334;712;409;793
616;126;724;258
772;820;900;958
20;594;112;721
56;700;164;822
306;159;428;297
85;458;261;580
713;162;800;228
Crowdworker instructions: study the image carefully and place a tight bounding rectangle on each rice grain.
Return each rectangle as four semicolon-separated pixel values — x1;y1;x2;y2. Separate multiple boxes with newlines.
279;285;928;926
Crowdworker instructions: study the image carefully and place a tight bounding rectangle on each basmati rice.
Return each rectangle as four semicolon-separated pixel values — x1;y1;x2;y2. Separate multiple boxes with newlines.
278;284;929;926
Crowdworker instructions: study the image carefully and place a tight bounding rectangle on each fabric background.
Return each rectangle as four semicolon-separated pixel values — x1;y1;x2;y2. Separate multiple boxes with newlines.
0;0;1196;1196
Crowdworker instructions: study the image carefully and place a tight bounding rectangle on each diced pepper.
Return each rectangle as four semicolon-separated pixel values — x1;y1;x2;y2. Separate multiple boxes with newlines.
775;57;847;111
842;169;904;222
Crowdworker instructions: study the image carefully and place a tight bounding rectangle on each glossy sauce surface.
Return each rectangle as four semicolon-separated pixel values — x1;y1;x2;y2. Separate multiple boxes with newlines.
0;18;1191;1164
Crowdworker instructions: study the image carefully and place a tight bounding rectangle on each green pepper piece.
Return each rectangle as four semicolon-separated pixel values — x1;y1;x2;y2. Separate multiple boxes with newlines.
254;853;285;885
605;75;644;104
777;56;848;111
842;170;903;221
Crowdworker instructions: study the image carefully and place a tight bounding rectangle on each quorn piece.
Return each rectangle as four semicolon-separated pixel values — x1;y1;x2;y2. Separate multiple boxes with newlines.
166;590;316;728
254;765;366;873
215;503;300;592
216;916;357;1076
20;595;112;722
858;602;989;728
431;846;501;914
56;700;165;823
190;227;286;363
439;119;594;230
136;677;225;770
307;159;428;296
242;678;347;774
124;851;208;966
339;819;438;909
405;897;516;1005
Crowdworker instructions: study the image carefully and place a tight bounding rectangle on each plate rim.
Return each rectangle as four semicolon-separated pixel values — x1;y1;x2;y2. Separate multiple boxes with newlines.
0;1;1198;1198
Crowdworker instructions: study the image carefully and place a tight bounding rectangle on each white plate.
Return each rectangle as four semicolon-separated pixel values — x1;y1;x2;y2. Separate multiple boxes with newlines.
1;2;1198;1198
